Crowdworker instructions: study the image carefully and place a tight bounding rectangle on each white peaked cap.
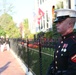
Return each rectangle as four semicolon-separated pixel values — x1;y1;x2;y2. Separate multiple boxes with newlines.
55;9;76;17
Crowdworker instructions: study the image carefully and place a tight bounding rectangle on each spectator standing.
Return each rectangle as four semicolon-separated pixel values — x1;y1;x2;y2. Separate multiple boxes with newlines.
0;36;5;52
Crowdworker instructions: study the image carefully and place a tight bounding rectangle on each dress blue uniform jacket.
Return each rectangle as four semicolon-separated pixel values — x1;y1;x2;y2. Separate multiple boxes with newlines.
46;32;76;75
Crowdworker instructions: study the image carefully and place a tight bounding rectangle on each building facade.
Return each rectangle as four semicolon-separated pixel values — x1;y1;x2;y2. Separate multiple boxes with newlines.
29;0;76;34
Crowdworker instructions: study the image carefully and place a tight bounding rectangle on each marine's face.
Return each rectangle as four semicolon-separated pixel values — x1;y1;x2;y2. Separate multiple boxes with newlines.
56;18;69;35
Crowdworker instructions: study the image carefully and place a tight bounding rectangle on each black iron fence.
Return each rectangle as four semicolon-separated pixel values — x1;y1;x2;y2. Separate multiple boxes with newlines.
9;38;58;75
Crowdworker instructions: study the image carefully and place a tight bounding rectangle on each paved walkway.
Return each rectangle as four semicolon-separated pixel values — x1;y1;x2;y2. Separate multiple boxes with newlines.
0;50;26;75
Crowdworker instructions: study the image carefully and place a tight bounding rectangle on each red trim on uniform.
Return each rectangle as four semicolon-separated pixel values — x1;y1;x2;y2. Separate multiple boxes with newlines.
71;54;76;63
71;36;76;42
65;35;76;42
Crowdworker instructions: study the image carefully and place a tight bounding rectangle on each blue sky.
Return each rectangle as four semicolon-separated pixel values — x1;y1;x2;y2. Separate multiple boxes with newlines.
12;0;35;24
0;0;34;24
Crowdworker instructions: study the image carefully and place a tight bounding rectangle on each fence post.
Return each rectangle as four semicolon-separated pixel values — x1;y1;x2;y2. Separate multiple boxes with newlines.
26;38;30;72
39;38;42;75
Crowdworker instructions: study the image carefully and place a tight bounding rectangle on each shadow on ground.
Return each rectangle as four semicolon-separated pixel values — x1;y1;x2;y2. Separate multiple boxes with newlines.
0;61;11;74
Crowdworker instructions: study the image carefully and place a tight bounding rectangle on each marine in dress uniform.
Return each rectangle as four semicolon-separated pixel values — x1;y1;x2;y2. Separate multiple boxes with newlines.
46;9;76;75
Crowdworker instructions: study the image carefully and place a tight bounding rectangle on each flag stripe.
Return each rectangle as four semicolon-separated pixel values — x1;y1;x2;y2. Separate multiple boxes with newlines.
37;8;44;25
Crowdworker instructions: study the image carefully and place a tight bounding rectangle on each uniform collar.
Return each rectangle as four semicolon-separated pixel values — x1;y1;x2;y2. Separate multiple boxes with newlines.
61;32;75;40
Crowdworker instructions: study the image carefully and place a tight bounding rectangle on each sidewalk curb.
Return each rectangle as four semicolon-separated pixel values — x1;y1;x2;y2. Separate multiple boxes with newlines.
10;49;33;75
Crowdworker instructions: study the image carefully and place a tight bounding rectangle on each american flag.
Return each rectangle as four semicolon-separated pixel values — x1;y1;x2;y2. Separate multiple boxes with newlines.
37;8;44;25
33;8;44;25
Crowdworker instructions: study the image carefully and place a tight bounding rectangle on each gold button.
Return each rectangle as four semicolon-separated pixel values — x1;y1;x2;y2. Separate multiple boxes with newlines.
61;54;63;56
64;37;66;39
56;66;58;69
55;61;57;64
56;50;59;53
61;41;63;43
73;36;75;38
58;46;60;48
55;56;57;58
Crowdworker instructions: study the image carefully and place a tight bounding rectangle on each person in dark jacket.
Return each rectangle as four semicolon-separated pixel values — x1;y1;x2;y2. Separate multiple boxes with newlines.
0;36;5;52
5;38;10;51
46;9;76;75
